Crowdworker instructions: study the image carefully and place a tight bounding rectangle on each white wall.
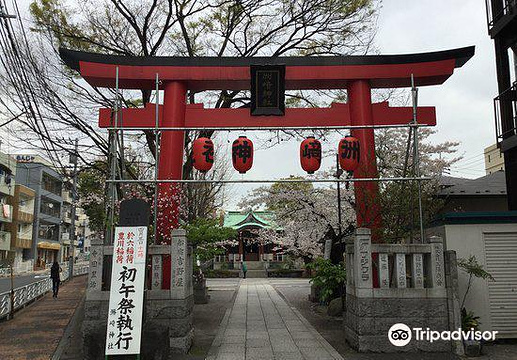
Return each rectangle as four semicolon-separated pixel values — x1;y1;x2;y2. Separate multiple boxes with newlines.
429;223;517;333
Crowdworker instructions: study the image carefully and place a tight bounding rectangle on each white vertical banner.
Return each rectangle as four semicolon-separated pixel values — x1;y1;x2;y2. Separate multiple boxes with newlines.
105;226;147;356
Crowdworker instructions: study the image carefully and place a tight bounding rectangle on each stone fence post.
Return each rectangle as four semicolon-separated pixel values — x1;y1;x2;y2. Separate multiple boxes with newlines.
353;228;372;291
429;236;445;289
444;250;464;356
87;238;104;294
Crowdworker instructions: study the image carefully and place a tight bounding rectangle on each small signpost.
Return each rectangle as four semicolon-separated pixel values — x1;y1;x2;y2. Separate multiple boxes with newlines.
105;199;150;359
250;64;285;116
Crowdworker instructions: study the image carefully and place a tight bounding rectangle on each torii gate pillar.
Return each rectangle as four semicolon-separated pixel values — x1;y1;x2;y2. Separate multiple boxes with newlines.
349;80;382;238
158;81;187;289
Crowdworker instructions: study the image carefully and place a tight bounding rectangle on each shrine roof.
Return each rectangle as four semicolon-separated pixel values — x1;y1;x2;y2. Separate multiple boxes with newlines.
223;210;279;231
59;46;474;91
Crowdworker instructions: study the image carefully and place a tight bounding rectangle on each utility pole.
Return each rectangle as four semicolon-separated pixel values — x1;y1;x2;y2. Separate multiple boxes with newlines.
69;139;78;278
0;4;16;19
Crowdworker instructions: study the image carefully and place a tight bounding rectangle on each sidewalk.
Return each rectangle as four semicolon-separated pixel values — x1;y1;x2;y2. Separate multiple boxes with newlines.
207;279;343;360
0;275;87;360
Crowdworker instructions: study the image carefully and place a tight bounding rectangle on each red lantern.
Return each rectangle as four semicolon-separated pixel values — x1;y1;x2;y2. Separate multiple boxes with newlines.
192;137;214;172
300;136;321;174
232;136;253;174
338;136;360;172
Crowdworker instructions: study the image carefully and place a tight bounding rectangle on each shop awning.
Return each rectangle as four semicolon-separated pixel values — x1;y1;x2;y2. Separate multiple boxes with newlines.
37;241;61;250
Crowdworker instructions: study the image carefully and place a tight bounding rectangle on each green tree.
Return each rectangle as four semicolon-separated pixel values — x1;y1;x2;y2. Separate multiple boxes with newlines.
77;161;109;235
184;218;237;264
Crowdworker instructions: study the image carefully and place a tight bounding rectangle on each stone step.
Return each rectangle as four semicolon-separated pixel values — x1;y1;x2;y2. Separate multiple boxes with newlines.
245;270;268;278
243;261;264;270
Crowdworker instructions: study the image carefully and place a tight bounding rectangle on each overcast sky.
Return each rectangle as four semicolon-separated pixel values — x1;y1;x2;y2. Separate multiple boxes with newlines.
1;1;505;209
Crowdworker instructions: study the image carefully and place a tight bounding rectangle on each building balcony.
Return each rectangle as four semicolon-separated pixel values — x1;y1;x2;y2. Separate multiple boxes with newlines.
0;204;12;223
0;230;11;251
14;232;32;249
494;82;517;151
16;210;33;223
486;0;517;41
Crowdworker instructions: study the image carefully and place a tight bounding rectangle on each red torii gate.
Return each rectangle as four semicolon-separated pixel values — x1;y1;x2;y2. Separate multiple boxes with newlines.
60;46;474;287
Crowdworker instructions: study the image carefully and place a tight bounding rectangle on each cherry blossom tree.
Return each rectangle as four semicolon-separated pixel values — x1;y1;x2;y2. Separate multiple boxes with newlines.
239;128;461;259
240;178;355;263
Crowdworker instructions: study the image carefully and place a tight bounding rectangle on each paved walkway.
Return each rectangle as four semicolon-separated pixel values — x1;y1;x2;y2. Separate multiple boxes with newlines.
0;275;87;360
207;279;343;360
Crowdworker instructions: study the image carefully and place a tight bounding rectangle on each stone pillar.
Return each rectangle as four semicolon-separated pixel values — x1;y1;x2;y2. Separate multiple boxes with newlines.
151;255;162;290
353;228;372;291
412;253;424;289
169;228;194;353
82;238;109;360
394;253;407;288
444;250;464;356
144;229;193;357
378;253;389;288
429;236;445;288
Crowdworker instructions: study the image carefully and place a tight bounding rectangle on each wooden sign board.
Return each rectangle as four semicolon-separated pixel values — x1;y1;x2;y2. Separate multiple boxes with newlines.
250;65;285;116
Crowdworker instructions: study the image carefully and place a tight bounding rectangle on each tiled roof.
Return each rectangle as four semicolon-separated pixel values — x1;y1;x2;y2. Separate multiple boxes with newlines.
437;171;507;196
223;210;279;230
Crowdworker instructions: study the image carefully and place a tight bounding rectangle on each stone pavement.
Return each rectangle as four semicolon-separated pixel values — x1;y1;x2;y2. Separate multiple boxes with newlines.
207;279;343;360
0;275;87;360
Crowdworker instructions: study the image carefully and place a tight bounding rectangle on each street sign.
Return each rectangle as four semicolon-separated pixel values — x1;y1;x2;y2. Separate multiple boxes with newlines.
250;65;285;116
105;226;147;356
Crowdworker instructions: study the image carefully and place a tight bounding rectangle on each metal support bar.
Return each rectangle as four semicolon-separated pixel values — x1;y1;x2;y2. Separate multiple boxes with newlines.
104;123;430;132
105;177;432;184
411;74;425;244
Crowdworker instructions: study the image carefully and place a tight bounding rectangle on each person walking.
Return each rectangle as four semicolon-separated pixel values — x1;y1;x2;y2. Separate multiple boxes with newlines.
50;262;61;298
242;261;247;279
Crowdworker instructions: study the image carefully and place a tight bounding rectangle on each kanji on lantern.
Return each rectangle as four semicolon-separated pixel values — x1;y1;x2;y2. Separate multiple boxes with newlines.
232;136;254;174
338;136;360;172
300;136;322;174
192;137;214;172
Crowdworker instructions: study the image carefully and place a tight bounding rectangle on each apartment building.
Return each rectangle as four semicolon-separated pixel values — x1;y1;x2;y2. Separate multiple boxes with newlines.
0;152;15;266
16;158;63;268
8;184;36;272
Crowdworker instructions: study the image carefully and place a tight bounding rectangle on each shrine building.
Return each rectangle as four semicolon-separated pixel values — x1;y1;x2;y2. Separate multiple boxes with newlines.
213;210;283;269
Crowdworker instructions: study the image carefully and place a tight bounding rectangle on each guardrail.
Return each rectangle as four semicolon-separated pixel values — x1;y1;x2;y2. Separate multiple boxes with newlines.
0;263;89;320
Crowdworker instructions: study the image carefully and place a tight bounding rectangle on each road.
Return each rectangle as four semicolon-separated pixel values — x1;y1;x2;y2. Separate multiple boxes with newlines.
0;272;49;294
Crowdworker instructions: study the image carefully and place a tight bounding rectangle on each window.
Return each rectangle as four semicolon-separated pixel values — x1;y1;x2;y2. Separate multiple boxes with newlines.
42;173;62;196
38;221;59;241
488;154;491;162
40;196;61;218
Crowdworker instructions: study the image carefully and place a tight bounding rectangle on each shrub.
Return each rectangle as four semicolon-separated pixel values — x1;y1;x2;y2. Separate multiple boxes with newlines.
306;258;346;304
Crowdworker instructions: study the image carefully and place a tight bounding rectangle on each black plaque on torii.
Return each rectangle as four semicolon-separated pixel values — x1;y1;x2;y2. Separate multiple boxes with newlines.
250;64;285;116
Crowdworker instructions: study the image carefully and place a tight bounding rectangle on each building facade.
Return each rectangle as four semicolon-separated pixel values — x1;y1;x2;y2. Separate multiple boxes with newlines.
16;159;63;267
61;181;74;260
7;184;36;272
484;143;505;174
0;152;15;266
428;213;517;338
486;0;517;209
